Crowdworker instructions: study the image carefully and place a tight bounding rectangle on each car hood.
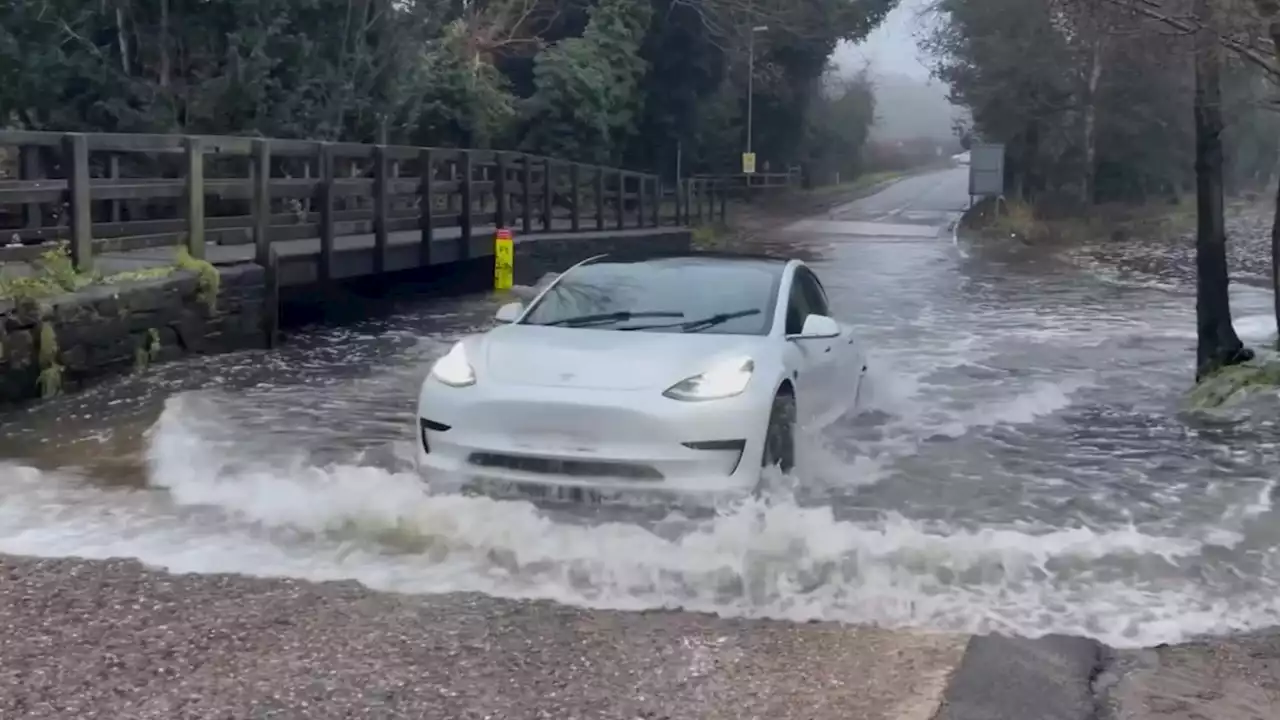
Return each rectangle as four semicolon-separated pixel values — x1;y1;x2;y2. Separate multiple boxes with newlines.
478;324;766;390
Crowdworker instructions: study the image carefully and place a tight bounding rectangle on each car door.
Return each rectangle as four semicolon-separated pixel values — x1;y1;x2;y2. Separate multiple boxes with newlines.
782;267;832;421
803;269;867;415
790;267;842;419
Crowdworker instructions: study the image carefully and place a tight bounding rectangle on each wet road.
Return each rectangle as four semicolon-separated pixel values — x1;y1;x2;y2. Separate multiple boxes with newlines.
3;167;1280;650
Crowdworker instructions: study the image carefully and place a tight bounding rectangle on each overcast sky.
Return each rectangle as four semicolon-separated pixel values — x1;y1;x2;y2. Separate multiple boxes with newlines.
833;0;935;80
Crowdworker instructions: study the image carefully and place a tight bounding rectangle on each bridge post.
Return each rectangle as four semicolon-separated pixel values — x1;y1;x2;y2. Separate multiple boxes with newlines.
494;151;508;229
650;177;660;227
315;142;335;284
635;173;646;228
373;144;389;275
672;179;681;227
252;139;271;267
60;133;92;272
458;150;473;261
19;146;42;229
418;148;435;267
183;136;206;260
107;154;121;223
542;159;553;230
685;180;694;226
520;154;533;235
569;163;581;232
594;167;605;231
614;171;624;230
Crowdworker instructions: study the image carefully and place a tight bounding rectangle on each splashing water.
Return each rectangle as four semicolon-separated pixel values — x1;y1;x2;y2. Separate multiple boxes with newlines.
4;183;1280;650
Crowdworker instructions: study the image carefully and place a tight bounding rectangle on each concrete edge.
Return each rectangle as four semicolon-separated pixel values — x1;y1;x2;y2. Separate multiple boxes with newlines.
932;633;1111;720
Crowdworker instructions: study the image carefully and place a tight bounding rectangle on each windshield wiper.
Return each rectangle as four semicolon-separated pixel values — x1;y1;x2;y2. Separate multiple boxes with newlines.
542;311;684;327
623;309;762;333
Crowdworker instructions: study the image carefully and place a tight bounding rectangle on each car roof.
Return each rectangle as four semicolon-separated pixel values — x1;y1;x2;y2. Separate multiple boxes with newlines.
578;249;797;274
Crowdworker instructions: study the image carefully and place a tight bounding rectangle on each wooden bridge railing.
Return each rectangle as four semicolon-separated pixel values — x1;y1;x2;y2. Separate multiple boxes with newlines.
693;171;799;194
0;131;730;272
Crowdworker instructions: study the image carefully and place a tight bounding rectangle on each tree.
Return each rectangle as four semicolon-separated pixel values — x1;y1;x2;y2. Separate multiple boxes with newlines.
1192;0;1253;378
0;0;897;191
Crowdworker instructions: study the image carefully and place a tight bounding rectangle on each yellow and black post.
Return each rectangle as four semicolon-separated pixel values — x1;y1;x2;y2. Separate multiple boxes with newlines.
494;227;514;290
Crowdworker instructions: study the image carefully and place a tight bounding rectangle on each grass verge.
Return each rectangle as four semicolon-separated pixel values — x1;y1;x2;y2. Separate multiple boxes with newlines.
0;243;195;303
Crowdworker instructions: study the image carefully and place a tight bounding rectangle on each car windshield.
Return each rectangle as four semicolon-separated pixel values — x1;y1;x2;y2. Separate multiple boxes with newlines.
519;257;781;335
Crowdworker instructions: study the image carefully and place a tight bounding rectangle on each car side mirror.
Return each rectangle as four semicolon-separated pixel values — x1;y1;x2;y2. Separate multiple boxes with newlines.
789;314;841;340
495;301;524;324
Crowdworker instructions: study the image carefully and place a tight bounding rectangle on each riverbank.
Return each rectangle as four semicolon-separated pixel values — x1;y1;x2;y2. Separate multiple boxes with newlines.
5;549;1276;720
0;552;970;720
959;193;1275;291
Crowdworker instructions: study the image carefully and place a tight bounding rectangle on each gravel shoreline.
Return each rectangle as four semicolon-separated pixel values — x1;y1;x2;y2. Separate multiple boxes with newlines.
0;553;968;720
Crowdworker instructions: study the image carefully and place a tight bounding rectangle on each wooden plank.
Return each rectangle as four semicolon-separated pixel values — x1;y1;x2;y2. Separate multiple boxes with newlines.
0;130;64;147
373;144;389;275
330;142;375;159
0;183;64;204
253;139;272;267
419;149;435;266
317;142;336;283
62;133;92;271
569;163;581;232
184;136;206;260
267;139;316;157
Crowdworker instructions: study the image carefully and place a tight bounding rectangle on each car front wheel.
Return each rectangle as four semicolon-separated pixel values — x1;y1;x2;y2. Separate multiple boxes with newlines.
758;390;797;494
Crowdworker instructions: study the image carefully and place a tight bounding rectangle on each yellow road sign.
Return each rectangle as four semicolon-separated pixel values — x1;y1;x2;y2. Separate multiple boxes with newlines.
742;152;756;174
494;228;514;290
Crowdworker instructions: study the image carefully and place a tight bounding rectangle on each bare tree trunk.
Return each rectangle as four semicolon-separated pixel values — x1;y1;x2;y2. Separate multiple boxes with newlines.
159;0;171;89
114;0;131;76
1081;35;1103;205
1193;0;1252;381
1264;9;1280;348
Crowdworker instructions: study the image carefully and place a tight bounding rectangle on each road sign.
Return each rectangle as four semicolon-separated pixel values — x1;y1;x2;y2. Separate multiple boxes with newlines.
742;152;756;174
968;143;1005;197
494;228;513;290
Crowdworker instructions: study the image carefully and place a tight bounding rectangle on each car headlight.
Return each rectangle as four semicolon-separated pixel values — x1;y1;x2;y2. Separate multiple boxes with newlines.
430;342;476;387
663;357;754;401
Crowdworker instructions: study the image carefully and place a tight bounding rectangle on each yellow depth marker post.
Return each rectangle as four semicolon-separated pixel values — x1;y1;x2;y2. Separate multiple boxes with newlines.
494;227;514;290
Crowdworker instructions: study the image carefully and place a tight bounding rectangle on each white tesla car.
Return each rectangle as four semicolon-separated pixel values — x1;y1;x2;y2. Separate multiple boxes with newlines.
415;251;867;503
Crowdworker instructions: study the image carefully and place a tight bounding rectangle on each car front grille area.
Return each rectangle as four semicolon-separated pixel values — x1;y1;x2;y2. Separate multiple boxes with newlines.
467;452;665;481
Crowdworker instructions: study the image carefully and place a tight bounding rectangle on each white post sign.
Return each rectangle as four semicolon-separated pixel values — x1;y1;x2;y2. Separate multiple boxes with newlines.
968;143;1005;198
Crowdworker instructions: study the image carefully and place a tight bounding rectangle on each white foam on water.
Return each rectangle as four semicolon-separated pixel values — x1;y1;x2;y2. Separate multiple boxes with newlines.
0;392;1275;650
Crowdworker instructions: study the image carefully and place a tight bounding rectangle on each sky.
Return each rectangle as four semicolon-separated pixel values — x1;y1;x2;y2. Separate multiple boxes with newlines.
833;0;936;80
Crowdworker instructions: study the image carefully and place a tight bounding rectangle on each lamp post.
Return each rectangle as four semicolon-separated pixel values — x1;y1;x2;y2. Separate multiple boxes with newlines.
746;25;769;158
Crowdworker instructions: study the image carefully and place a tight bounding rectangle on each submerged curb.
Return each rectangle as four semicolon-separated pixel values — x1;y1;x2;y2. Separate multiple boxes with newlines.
934;634;1110;720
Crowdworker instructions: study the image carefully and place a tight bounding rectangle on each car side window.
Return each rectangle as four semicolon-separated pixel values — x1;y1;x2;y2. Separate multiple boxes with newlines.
795;268;830;318
785;272;813;335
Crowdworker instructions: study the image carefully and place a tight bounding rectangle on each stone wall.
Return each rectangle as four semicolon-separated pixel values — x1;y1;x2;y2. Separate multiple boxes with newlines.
0;263;267;407
511;229;692;285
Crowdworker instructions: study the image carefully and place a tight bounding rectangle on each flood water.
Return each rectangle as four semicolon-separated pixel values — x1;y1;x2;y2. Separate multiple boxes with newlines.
3;168;1279;649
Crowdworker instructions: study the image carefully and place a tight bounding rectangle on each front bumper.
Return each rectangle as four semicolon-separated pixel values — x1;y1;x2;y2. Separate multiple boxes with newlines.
415;377;772;502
